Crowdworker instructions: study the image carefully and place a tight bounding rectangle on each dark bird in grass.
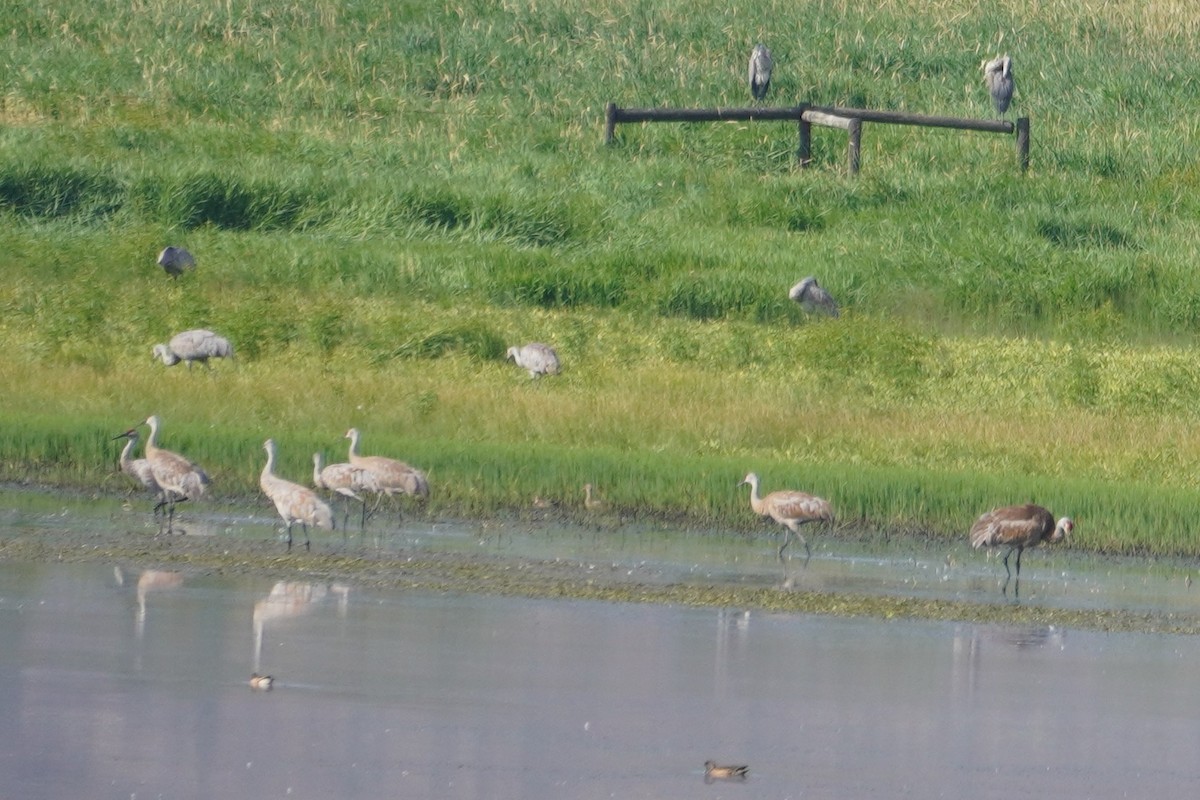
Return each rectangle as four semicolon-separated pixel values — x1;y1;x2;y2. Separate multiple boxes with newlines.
157;246;195;278
970;503;1073;595
789;276;839;317
748;43;773;102
705;761;749;783
982;54;1015;115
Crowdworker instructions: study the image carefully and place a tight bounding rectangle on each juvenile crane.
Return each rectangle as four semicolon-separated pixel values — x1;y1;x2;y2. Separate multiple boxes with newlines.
157;246;195;278
152;329;235;370
313;452;379;531
789;277;839;317
113;428;165;514
506;342;560;378
748;43;773;102
124;415;209;532
970;503;1073;593
261;439;333;552
344;428;430;520
982;54;1015;115
583;483;607;512
739;472;833;563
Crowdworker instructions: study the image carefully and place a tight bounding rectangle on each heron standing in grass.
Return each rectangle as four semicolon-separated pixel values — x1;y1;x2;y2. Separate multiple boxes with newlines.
982;54;1014;115
749;44;773;102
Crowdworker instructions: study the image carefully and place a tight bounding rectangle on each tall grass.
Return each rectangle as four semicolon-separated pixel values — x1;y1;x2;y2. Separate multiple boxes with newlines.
3;1;1200;554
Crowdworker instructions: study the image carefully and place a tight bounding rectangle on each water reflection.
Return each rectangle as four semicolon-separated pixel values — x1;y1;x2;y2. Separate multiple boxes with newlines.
252;580;349;673
114;566;185;638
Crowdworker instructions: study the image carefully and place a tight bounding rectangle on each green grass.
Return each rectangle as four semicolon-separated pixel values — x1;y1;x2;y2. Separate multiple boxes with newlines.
4;0;1200;555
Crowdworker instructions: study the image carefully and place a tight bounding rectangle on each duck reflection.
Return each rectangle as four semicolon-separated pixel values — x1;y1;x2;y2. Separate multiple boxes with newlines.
252;581;350;673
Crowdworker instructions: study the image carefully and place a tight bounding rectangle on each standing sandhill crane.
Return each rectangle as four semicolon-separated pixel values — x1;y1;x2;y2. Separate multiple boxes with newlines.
789;277;839;317
153;329;235;370
127;415;209;533
157;246;195;278
261;439;333;552
748;43;773;102
970;503;1073;594
344;428;430;520
506;342;560;378
739;472;833;563
313;452;379;532
113;428;165;514
982;54;1015;115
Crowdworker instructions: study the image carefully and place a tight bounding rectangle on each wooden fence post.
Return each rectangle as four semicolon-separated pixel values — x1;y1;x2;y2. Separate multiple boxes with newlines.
847;118;862;175
604;102;618;145
1016;117;1030;172
798;118;812;167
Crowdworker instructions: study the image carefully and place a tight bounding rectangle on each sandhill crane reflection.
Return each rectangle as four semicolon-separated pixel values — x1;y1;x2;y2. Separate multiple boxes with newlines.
506;342;560;378
970;503;1073;595
152;329;234;370
313;452;379;532
982;54;1015;115
748;43;773;102
739;472;833;566
789;277;839;317
705;761;749;783
157;246;195;278
260;439;333;552
113;428;165;515
120;415;209;533
344;428;430;522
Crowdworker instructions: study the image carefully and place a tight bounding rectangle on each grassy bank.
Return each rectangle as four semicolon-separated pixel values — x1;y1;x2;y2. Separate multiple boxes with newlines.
3;1;1200;555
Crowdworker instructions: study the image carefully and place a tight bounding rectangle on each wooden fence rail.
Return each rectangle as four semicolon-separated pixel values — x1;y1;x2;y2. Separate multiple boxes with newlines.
603;102;1030;173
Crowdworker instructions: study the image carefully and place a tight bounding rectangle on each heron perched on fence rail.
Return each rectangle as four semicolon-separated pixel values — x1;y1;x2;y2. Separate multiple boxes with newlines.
603;102;1029;173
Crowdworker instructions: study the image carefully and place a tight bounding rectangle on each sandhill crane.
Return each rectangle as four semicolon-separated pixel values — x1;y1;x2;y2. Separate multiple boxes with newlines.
970;503;1073;594
113;429;165;514
789;277;839;317
124;415;209;533
157;246;195;278
344;429;430;521
152;329;234;370
739;472;833;563
982;54;1015;115
748;43;773;102
583;483;607;512
506;342;560;378
261;439;333;552
705;761;749;783
313;452;379;531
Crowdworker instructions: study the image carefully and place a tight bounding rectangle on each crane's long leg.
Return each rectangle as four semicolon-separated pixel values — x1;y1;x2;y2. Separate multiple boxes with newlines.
777;530;791;564
303;523;311;552
286;523;294;552
1001;546;1015;578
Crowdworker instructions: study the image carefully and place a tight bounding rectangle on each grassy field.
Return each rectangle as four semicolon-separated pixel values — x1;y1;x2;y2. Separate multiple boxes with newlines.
3;1;1200;554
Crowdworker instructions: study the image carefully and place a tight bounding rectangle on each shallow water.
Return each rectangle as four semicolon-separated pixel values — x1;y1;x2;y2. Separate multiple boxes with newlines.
3;490;1200;797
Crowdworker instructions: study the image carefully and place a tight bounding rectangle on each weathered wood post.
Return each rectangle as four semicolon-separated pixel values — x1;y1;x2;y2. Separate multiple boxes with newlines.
604;102;618;145
1016;117;1030;172
847;118;862;175
798;116;812;167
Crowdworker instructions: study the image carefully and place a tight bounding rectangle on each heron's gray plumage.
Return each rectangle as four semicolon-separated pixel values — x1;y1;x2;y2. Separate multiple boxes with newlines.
789;277;839;317
153;329;234;369
749;44;773;102
982;54;1014;115
157;246;195;278
506;342;560;378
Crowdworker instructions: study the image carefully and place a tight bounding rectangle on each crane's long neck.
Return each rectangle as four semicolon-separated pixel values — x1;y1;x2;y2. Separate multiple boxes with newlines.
144;419;160;455
119;437;136;467
262;444;277;480
313;453;323;486
347;430;362;462
745;478;764;514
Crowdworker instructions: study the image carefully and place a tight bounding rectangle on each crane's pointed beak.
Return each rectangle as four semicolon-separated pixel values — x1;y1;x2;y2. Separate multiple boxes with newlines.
112;429;137;441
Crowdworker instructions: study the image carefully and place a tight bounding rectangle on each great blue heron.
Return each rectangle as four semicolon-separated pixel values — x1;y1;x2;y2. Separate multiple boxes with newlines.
970;503;1073;595
261;439;333;552
152;329;235;370
982;54;1014;115
157;246;195;278
124;415;209;533
506;342;560;378
788;277;839;317
739;472;833;563
749;43;773;102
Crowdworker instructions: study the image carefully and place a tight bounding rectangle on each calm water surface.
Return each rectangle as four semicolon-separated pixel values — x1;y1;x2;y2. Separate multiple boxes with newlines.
2;491;1200;798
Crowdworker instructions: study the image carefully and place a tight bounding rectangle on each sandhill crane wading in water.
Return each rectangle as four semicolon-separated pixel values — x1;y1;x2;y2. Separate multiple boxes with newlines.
344;428;430;523
313;452;379;533
120;416;209;533
740;472;833;566
789;277;839;317
970;503;1073;595
261;439;333;552
157;246;195;278
153;329;234;370
113;428;166;517
506;343;560;378
749;43;773;102
982;54;1014;115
